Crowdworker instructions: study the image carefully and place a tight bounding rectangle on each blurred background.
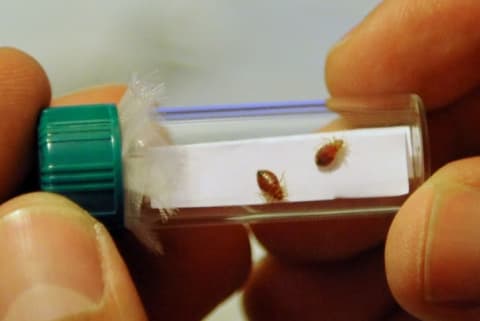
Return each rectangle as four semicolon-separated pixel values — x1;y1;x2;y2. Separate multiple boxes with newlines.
1;0;380;319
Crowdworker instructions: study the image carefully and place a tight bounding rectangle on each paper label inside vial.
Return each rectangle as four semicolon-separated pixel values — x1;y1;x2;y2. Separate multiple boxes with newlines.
148;127;410;209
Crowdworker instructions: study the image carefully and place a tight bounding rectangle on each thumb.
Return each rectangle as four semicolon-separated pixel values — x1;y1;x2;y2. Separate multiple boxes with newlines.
386;157;480;321
0;192;147;321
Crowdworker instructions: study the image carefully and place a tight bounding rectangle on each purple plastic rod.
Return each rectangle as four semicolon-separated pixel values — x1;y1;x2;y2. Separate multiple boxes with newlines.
156;99;327;120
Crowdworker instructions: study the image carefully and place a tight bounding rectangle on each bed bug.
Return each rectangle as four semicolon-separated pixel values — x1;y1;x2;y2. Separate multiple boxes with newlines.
256;170;285;202
315;138;345;168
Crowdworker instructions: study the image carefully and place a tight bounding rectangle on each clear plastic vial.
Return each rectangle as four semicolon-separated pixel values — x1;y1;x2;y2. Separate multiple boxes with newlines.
143;94;430;227
38;92;429;251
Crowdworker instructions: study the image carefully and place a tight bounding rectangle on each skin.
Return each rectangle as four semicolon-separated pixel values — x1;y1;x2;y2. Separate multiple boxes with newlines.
2;0;480;320
0;48;250;321
245;1;480;321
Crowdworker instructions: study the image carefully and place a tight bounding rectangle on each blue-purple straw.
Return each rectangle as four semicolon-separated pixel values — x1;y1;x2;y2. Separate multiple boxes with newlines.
156;99;327;120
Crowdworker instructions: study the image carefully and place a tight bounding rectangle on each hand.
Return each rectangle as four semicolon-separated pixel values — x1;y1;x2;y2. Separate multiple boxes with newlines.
0;47;251;321
243;1;480;320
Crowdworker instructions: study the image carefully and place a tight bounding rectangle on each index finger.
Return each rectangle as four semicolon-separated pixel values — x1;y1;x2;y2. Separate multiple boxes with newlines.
0;47;51;202
326;0;480;109
253;0;480;263
327;0;480;170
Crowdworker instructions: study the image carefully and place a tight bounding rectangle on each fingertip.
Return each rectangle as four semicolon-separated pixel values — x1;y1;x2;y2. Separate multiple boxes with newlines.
94;223;149;321
386;158;480;320
325;0;419;98
385;183;434;313
324;1;386;97
0;192;147;321
325;1;480;108
0;47;51;106
0;47;51;201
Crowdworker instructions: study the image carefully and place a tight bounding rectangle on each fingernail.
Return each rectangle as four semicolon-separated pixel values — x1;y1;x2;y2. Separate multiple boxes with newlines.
0;198;104;320
424;185;480;304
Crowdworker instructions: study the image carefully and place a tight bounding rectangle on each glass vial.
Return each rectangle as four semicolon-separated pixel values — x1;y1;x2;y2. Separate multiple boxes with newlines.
144;94;430;227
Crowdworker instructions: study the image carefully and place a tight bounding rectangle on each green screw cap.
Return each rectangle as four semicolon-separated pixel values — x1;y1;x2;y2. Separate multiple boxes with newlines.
38;104;124;228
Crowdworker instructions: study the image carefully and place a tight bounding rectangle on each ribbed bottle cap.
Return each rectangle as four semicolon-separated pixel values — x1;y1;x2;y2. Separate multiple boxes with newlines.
38;104;124;228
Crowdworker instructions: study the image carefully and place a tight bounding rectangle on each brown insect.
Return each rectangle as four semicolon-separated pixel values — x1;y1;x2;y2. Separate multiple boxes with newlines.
315;138;345;168
256;170;285;202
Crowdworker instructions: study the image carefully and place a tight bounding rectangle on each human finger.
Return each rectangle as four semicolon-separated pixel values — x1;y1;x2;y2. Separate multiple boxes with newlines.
244;248;396;321
253;0;480;263
51;84;127;106
0;192;147;321
386;157;480;320
0;47;50;201
326;0;480;109
53;87;252;321
326;0;480;170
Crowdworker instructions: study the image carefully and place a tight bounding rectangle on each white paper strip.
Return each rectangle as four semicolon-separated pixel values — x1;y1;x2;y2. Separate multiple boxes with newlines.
149;127;410;208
